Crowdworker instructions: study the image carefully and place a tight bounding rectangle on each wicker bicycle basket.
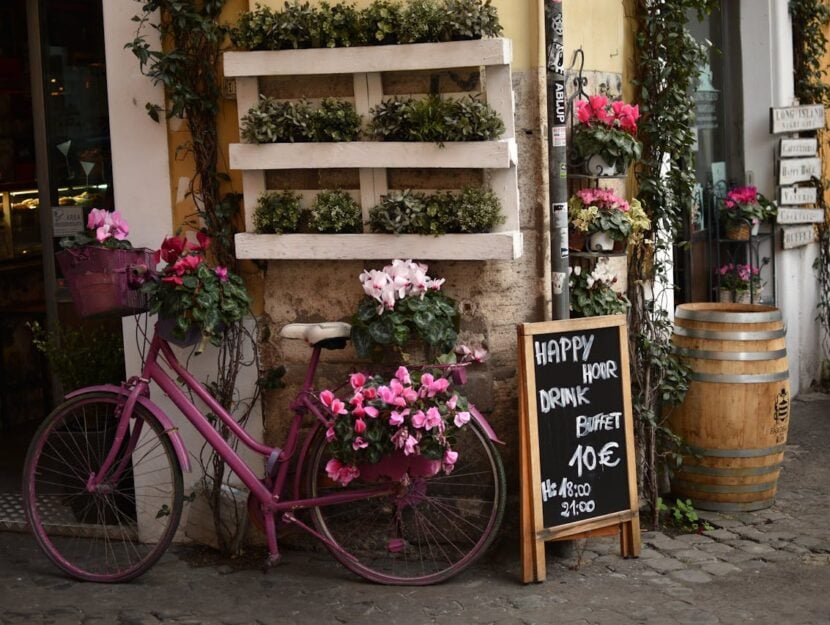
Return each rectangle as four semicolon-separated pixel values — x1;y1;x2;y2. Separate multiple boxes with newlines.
57;247;156;318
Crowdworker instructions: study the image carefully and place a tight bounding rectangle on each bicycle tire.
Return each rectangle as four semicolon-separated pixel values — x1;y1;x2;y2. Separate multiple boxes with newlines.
306;419;506;585
22;392;183;582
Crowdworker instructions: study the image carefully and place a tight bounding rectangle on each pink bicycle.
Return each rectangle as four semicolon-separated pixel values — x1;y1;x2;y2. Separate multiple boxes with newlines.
22;320;505;584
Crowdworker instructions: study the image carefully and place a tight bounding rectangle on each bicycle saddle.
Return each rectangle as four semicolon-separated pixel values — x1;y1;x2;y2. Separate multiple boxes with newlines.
280;322;352;349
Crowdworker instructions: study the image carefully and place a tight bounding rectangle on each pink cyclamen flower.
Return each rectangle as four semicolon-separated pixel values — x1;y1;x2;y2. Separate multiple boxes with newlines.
575;99;592;124
389;409;409;427
354;418;366;434
395;366;411;385
87;208;108;230
214;266;229;282
325;458;360;486
325;425;336;442
352;436;368;451
109;211;129;240
454;411;471;428
403;435;419;456
424;407;443;431
442;449;459;474
411;410;427;429
350;372;366;389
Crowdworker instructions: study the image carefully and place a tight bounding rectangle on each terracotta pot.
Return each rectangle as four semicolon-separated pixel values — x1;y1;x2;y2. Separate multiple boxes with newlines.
568;228;588;251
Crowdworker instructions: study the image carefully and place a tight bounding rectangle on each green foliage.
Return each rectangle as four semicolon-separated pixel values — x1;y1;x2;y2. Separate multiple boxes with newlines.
369;95;504;143
589;208;632;241
369;187;502;234
254;191;303;234
351;290;459;360
572;124;643;174
309;189;362;233
631;0;716;527
241;96;362;143
791;0;830;106
568;265;629;318
30;322;125;390
231;0;502;50
657;497;714;533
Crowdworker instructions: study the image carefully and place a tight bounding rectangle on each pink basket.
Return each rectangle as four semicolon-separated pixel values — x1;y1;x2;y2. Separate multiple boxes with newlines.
57;247;156;318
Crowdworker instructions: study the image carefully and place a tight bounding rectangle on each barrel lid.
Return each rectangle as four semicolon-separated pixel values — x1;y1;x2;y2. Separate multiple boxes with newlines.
675;303;782;324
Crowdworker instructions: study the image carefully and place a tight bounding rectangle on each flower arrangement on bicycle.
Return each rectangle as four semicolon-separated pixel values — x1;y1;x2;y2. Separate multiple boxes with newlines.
350;259;459;361
143;232;250;349
320;365;471;486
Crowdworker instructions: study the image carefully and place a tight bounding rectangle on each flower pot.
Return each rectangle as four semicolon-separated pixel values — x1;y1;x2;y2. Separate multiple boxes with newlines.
724;223;750;240
157;316;202;348
735;290;751;304
568;228;588;251
357;450;441;483
584;154;618;177
718;288;733;303
751;221;760;237
587;231;615;252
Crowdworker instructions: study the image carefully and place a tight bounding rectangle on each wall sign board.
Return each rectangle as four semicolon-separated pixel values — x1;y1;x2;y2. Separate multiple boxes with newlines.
518;316;640;583
780;138;818;158
779;186;818;206
782;225;818;249
778;157;822;185
777;207;824;224
770;104;825;134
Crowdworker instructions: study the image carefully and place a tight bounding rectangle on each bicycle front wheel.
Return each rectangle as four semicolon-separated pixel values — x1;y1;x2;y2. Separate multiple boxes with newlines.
23;393;183;582
307;419;506;585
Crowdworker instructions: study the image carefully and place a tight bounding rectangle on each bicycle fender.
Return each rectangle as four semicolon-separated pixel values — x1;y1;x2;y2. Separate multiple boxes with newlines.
65;385;192;473
469;404;505;445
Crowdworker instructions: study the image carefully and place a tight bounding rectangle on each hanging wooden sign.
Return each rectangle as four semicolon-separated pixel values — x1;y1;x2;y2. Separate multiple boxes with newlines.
782;225;818;249
777;207;824;224
779;186;818;206
770;104;825;134
778;157;822;185
780;138;818;158
518;316;640;583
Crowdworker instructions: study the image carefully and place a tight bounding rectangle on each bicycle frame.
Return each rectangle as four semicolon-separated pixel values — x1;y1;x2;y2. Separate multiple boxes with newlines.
80;326;396;562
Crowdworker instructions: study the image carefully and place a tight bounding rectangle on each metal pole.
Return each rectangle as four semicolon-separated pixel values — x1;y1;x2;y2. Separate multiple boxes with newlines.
544;0;569;319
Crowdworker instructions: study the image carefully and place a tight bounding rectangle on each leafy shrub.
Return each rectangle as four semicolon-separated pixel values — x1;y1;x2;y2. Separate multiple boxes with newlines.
312;98;363;142
369;95;504;143
369;187;502;234
231;0;503;50
241;96;315;143
254;190;304;233
309;190;363;232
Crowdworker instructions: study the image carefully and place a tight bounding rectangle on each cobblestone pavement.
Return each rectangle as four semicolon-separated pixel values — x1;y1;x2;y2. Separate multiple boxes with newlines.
1;394;829;625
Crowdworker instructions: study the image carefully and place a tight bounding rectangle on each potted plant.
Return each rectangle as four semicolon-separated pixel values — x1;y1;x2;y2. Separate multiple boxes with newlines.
719;186;776;240
573;95;642;175
568;264;629;318
57;208;155;317
734;263;764;303
715;263;740;302
143;232;251;353
568;187;633;252
350;259;458;361
318;365;473;486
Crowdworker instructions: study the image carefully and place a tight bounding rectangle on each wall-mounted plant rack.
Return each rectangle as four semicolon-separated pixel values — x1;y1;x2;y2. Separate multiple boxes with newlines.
224;37;521;260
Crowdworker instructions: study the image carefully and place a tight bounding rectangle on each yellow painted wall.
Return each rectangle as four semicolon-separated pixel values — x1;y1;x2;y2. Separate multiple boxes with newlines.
563;0;625;75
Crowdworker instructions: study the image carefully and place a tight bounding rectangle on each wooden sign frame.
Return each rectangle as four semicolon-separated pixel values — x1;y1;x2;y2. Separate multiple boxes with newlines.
518;316;640;583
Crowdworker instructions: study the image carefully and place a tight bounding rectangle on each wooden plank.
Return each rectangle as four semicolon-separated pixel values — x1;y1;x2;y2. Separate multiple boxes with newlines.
778;157;822;185
485;61;515;138
782;225;818;249
241;171;265;232
770;104;826;134
779;186;818;206
235;77;259;132
234;231;523;260
776;207;824;224
535;510;638;542
223;38;512;77
780;137;818;158
229;140;517;170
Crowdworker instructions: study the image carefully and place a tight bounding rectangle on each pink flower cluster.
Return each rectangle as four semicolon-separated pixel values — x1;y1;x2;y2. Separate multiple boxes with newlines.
156;231;229;286
359;259;445;313
718;263;761;289
321;366;470;486
575;95;640;135
87;208;129;243
724;186;759;209
575;187;630;213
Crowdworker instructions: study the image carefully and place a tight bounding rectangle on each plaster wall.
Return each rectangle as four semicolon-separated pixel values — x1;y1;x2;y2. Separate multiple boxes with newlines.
741;0;822;393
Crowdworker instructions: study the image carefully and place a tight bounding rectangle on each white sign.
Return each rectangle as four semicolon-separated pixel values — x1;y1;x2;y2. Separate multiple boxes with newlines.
52;205;84;237
779;157;822;185
770;104;825;134
777;208;824;224
780;138;818;158
782;225;818;249
780;186;818;206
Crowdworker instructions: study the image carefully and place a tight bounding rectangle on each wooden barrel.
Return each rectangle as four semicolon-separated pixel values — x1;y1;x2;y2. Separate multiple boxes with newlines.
669;303;791;512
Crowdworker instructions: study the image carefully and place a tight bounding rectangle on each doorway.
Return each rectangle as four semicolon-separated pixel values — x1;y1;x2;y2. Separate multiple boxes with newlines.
0;0;122;521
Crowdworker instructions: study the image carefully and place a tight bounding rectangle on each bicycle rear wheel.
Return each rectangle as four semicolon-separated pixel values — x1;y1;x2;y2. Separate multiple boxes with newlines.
306;419;505;585
23;392;183;582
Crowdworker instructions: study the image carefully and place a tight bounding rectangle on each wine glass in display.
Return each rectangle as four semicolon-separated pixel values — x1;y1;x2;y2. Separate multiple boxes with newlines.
56;140;74;179
80;161;95;188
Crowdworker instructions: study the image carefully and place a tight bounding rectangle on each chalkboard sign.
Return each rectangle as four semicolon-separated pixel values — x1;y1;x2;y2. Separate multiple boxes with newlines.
518;316;640;583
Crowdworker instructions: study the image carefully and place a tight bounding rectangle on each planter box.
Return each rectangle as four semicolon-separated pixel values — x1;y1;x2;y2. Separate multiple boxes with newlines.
226;38;520;261
235;232;523;260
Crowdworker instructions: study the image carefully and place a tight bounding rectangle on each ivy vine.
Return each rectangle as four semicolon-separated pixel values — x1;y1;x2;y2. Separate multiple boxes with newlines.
790;0;830;106
630;0;717;527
